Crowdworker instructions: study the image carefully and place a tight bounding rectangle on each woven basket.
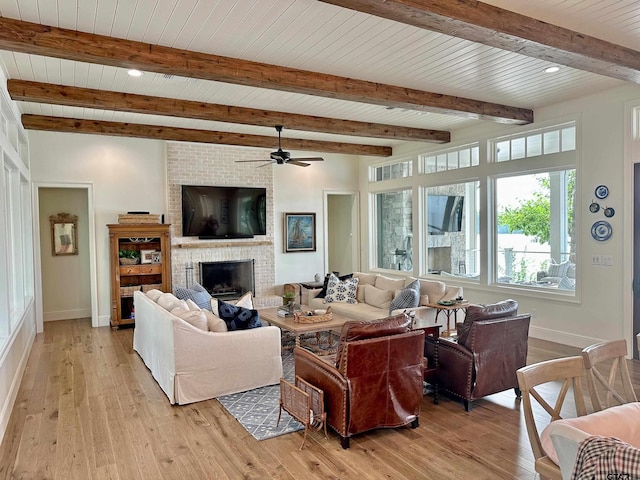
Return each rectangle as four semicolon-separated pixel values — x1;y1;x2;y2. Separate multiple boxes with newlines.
119;257;140;265
120;285;142;297
118;214;161;224
294;306;333;324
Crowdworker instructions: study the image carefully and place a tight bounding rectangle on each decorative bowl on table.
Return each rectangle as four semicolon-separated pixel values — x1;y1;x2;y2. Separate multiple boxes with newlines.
437;300;456;306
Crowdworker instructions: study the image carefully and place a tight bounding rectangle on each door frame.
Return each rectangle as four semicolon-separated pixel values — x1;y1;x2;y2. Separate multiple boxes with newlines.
32;182;98;332
323;190;360;275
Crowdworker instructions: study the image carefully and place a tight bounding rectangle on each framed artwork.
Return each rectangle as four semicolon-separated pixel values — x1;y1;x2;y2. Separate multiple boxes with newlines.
140;249;155;264
284;213;316;253
50;212;78;256
151;251;162;263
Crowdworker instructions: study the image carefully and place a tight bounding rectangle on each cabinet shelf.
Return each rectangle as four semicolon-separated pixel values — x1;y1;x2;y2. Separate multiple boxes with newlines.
109;223;172;328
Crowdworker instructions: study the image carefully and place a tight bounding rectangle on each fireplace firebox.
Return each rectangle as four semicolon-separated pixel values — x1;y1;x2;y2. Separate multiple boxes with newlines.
200;259;255;301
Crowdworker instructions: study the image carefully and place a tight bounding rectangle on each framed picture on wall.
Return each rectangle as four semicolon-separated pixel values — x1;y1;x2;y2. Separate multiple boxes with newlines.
50;212;78;256
284;212;316;253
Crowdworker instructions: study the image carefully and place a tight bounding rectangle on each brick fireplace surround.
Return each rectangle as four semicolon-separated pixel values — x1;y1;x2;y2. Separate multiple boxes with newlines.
166;142;280;308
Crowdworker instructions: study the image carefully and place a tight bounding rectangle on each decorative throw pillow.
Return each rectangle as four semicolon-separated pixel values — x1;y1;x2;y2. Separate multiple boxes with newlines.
316;272;353;298
158;292;183;311
324;273;359;304
174;282;212;311
185;299;200;311
234;292;254;309
217;299;262;331
389;279;420;314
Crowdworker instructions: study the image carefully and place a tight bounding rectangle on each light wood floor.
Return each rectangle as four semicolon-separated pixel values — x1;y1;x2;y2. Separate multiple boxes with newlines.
0;319;636;480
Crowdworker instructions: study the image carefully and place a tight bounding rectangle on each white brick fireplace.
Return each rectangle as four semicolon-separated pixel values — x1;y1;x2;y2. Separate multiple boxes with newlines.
166;142;279;307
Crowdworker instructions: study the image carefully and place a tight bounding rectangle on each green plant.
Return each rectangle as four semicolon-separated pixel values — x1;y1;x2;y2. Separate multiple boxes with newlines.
119;249;140;259
283;291;296;299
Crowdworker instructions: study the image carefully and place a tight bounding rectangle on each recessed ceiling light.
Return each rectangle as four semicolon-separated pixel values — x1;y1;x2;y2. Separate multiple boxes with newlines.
544;66;560;73
128;69;143;77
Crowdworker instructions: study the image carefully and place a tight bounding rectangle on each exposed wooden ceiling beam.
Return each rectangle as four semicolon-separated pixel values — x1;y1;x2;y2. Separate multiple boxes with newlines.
21;115;392;157
8;80;450;143
320;0;640;83
0;17;532;125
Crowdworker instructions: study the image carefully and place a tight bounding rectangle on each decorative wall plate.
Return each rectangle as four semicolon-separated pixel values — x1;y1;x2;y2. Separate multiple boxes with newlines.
594;185;609;199
591;220;612;241
589;201;600;213
604;207;615;218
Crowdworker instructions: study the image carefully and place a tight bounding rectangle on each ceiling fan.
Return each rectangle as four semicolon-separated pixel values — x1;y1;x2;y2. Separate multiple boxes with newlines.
236;126;324;167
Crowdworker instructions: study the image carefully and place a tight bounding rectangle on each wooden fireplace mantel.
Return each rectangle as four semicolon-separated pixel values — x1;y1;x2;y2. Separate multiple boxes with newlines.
175;240;273;249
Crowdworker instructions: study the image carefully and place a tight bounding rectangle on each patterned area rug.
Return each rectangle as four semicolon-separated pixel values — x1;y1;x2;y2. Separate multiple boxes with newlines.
217;350;303;441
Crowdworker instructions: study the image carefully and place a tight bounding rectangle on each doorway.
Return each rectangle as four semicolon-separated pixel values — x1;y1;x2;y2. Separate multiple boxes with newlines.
34;184;98;332
325;192;359;276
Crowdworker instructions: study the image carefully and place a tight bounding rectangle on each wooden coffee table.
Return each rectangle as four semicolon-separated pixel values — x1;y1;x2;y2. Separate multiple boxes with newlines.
259;307;351;353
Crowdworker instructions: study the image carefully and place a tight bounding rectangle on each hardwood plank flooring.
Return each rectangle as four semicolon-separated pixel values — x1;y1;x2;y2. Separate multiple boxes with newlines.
0;319;638;479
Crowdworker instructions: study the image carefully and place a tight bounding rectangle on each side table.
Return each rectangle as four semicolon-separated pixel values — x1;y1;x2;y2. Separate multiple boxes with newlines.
425;301;470;336
412;318;442;404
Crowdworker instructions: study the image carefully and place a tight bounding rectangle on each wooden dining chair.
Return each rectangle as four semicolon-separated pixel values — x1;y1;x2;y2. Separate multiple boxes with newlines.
581;339;637;412
517;356;588;480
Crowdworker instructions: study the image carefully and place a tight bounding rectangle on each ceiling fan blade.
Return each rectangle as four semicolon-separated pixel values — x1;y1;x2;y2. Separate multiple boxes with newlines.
291;157;323;162
258;161;275;168
287;160;311;167
236;159;271;163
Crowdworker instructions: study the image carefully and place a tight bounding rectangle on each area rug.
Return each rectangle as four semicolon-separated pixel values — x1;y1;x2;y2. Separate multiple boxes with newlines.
217;349;303;441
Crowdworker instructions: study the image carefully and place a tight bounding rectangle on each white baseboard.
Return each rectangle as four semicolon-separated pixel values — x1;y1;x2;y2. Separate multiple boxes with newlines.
43;308;91;322
98;314;111;327
529;325;603;350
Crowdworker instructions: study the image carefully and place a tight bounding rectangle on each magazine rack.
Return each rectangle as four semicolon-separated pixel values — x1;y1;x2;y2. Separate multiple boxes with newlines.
277;376;328;449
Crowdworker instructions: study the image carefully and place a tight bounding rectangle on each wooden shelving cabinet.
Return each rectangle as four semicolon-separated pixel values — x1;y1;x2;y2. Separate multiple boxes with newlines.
108;223;172;328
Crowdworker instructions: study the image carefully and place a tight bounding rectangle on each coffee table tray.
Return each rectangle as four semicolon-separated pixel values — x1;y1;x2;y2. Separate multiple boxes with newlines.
294;307;333;324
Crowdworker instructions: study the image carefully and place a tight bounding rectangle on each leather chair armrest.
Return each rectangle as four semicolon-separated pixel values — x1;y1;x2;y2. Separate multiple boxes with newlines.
293;347;348;435
437;338;474;399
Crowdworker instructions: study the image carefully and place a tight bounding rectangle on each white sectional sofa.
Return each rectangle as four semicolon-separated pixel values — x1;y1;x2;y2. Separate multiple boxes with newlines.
307;272;463;324
133;290;283;405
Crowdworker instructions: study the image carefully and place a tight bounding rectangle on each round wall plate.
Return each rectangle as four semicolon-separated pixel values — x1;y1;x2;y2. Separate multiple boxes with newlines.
591;220;612;241
604;207;615;218
589;201;600;213
594;185;609;199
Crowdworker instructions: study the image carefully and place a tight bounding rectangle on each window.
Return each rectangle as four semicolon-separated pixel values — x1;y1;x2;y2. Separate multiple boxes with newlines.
421;144;479;173
424;182;480;279
371;160;412;182
495;169;575;291
494;124;576;162
374;189;413;271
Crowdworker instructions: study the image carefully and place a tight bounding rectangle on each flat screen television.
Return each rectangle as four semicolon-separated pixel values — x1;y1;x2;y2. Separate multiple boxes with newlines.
427;195;464;234
182;185;267;238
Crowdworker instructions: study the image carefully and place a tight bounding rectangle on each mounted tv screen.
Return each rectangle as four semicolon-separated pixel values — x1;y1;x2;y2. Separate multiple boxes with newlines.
182;185;267;238
427;195;464;234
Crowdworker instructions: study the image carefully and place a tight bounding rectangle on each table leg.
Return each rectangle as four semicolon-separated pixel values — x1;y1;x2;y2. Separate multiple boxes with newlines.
295;334;301;348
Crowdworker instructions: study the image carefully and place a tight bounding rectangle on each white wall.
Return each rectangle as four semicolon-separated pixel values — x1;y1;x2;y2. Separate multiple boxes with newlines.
273;151;359;286
361;83;640;349
29;131;166;326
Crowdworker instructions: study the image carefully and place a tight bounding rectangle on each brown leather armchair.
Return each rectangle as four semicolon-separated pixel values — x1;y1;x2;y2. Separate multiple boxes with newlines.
430;300;531;411
294;314;425;449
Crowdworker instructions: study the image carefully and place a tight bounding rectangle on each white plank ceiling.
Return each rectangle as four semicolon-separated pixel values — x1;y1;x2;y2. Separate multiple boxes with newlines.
0;0;637;149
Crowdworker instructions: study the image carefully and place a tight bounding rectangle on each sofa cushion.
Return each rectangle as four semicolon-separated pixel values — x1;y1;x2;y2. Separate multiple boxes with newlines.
418;280;446;302
389;279;420;314
325;274;359;304
203;309;228;332
457;299;518;347
354;272;377;286
170;307;208;331
316;272;353;298
363;284;393;309
356;285;366;302
146;289;163;302
174;282;212;311
185;299;200;311
217;300;262;331
335;313;411;368
158;293;184;311
374;275;405;292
